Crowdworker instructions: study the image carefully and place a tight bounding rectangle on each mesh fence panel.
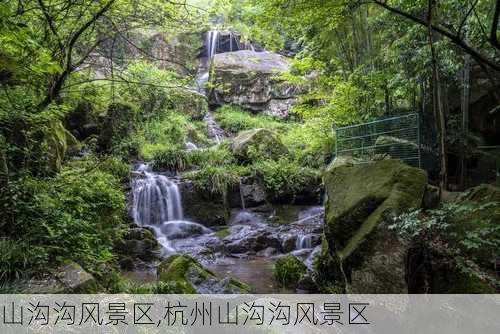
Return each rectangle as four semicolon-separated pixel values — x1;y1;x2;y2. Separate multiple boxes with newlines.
335;114;421;167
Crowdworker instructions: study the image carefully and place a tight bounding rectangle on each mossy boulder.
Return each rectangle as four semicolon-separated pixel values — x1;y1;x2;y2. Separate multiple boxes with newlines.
274;255;307;289
231;128;288;162
45;121;81;172
316;159;427;293
157;254;250;294
116;227;161;270
179;180;230;226
210;50;301;117
20;262;102;293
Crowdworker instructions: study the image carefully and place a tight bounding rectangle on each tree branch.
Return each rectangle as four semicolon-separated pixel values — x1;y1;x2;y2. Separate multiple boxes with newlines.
38;0;115;110
372;0;500;72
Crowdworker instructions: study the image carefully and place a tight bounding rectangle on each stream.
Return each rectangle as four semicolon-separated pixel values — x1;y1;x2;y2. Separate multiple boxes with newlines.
128;29;323;293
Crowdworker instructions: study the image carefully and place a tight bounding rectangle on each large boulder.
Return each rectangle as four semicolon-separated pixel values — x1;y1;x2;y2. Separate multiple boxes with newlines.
315;159;427;293
231;128;288;162
19;262;101;293
179;180;230;226
116;227;161;271
157;254;250;293
210;51;301;117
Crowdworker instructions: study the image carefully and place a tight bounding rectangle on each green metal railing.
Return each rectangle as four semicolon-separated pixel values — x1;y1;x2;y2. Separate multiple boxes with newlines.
334;113;421;168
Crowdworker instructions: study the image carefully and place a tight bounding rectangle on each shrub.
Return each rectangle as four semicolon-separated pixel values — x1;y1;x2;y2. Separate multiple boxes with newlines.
273;255;307;288
252;158;320;201
183;164;247;195
214;105;291;134
0;160;127;280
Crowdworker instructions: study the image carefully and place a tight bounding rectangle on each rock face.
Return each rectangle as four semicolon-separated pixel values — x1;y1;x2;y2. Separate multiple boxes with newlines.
116;227;161;270
210;51;301;117
179;180;230;226
20;262;101;293
157;254;249;293
316;159;427;293
231;128;288;162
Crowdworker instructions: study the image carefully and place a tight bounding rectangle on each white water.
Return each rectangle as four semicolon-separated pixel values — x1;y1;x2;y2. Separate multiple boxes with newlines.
207;30;220;61
132;164;211;255
295;234;313;250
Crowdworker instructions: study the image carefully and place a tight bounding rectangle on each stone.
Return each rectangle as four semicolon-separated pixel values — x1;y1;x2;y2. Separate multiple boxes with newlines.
179;180;230;226
116;227;161;267
157;254;249;293
231;128;288;162
54;262;101;293
210;50;302;117
316;159;427;293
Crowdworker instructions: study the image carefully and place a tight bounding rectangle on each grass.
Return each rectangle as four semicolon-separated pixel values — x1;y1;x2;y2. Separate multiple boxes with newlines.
214;105;292;134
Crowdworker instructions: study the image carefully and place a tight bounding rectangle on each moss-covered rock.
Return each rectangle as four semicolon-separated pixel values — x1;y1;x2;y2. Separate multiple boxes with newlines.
116;227;161;270
179;180;231;226
158;254;250;294
316;159;427;293
209;50;301;118
274;255;307;289
231;128;288;162
45;121;81;172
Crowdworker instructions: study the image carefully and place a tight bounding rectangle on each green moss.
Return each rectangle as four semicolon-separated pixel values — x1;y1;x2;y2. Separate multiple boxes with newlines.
273;255;307;288
157;254;216;294
232;128;289;162
215;228;231;239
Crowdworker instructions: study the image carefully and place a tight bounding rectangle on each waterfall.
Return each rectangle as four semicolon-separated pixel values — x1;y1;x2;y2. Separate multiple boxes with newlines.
132;164;184;255
132;164;183;226
206;30;219;61
295;235;312;250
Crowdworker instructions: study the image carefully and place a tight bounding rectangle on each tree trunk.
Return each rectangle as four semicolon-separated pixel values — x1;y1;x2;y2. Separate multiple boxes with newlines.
427;0;448;194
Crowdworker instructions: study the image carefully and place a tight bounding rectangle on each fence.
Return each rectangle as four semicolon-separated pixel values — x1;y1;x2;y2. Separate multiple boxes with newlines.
334;113;421;168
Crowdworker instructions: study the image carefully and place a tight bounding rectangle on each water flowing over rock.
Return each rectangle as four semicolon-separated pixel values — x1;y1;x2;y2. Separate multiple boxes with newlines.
132;164;215;255
132;164;183;226
209;50;301;118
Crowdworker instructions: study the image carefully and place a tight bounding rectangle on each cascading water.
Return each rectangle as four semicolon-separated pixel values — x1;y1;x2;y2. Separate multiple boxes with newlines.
206;30;220;61
132;164;211;255
295;235;313;250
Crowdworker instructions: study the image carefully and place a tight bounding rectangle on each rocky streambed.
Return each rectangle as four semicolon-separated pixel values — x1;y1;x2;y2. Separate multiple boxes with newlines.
124;163;324;293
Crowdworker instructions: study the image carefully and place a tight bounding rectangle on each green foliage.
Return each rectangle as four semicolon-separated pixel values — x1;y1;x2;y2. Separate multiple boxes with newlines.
273;255;307;288
392;200;500;288
215;105;291;134
252;158;319;201
183;164;246;195
0;158;127;281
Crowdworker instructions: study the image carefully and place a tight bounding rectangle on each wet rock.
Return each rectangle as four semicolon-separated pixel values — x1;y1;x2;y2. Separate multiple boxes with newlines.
210;50;302;117
54;262;101;293
240;176;267;208
160;221;212;240
157;254;249;293
316;159;427;293
224;225;282;255
296;272;318;292
179;180;230;226
116;227;161;268
281;235;298;253
231;128;288;162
